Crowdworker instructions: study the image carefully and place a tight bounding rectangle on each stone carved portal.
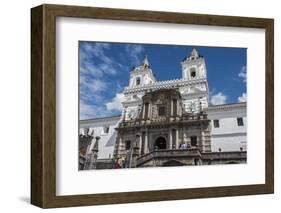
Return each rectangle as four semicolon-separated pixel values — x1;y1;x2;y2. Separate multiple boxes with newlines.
154;137;167;150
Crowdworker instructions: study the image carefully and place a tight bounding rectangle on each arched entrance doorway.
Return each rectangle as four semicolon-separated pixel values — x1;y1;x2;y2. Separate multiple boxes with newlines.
154;137;167;150
163;160;185;167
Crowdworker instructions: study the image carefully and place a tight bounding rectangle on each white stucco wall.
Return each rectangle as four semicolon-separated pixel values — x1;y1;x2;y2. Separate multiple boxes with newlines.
207;103;247;152
80;116;121;159
211;134;247;152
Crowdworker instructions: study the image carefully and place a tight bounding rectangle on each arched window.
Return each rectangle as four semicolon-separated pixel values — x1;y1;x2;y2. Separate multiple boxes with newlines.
125;140;131;150
158;106;166;116
172;99;177;116
190;136;197;147
190;68;196;78
144;103;149;119
155;137;167;150
136;77;141;85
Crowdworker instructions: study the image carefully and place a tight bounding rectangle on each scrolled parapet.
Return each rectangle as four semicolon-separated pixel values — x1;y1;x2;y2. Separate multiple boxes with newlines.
124;78;207;94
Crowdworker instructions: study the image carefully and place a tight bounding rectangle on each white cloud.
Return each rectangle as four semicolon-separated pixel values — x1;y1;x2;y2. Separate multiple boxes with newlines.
80;91;125;119
125;44;145;65
238;65;247;83
80;100;112;120
80;42;123;77
238;92;247;102
82;42;111;64
80;61;104;77
89;79;107;93
98;63;117;75
80;76;107;93
80;100;97;120
105;93;125;111
79;76;108;105
210;92;227;105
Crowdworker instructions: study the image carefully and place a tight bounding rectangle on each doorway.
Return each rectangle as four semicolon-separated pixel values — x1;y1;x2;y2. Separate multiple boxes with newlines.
154;137;167;150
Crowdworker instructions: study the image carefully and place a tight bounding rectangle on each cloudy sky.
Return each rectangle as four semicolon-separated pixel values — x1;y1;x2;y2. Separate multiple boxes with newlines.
79;41;246;120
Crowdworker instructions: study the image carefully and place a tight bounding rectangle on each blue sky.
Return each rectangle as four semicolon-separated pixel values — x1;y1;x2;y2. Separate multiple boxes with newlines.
79;41;246;120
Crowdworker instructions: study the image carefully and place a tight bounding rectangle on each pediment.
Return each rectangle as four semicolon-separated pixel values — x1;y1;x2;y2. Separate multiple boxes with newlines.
125;94;141;102
188;86;203;93
132;94;141;101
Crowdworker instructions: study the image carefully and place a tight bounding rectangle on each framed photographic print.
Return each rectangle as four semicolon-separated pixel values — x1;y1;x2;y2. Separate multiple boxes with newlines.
31;4;274;208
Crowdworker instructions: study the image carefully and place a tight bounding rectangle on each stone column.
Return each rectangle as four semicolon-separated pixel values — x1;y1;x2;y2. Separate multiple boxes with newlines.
117;136;123;156
200;130;204;151
149;101;152;118
170;99;173;116
176;99;179;116
122;108;126;121
138;133;142;155
169;129;173;149
130;135;140;168
142;103;146;119
144;129;148;154
183;131;187;143
175;129;179;149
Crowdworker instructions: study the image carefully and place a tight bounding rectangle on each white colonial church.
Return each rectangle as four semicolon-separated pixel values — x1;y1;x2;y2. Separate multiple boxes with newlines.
79;48;247;170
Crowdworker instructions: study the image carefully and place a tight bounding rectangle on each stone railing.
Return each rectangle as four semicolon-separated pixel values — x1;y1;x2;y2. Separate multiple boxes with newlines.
117;120;141;128
117;112;209;128
150;117;168;123
201;151;247;160
182;113;208;121
137;148;201;166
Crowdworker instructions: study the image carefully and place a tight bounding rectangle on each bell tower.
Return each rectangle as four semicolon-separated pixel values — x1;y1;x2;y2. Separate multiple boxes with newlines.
122;55;156;121
128;55;156;88
181;48;207;80
180;48;209;113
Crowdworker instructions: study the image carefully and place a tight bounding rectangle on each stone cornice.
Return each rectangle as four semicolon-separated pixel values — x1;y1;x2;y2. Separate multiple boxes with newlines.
80;115;121;125
207;102;246;112
181;56;204;65
124;78;207;94
211;132;247;137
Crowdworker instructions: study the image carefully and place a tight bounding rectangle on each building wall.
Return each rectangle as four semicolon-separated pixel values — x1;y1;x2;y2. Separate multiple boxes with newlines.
207;103;247;152
210;134;247;152
79;104;247;160
80;116;121;159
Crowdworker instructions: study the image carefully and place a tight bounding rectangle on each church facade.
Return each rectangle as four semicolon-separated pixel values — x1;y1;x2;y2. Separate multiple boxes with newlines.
79;49;247;170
